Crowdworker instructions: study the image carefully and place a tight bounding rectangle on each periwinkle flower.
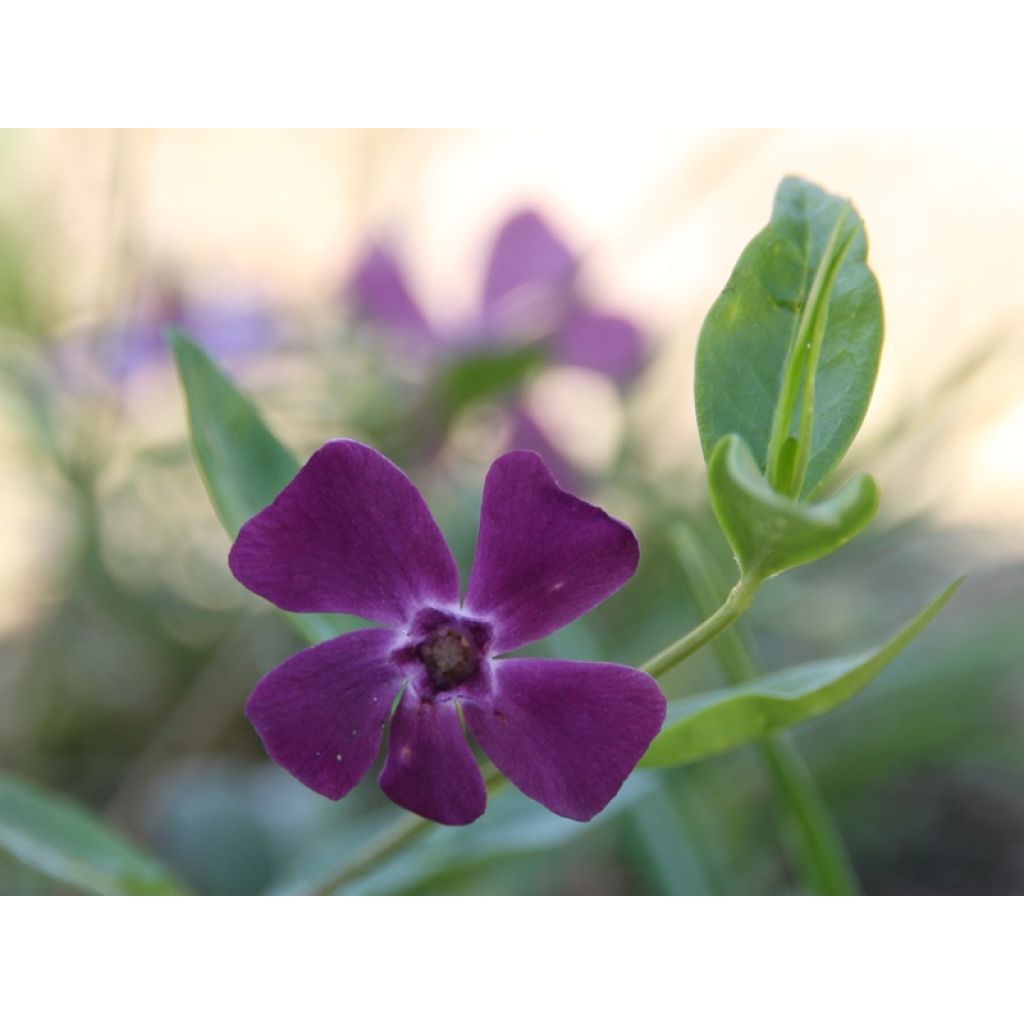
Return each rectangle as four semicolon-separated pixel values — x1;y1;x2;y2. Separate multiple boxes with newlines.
348;210;646;478
229;440;666;825
103;286;278;382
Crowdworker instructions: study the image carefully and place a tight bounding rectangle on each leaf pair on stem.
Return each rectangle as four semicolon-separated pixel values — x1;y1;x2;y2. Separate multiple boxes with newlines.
646;178;959;895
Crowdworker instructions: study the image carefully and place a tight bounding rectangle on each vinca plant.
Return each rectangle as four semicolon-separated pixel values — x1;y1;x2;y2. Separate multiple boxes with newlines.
0;176;960;896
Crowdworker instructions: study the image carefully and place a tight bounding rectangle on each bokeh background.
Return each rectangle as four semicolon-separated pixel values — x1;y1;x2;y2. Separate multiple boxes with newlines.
1;128;1022;895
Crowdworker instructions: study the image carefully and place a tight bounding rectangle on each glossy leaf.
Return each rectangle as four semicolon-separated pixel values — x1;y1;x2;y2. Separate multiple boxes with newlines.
708;434;879;581
695;176;883;495
642;578;962;768
170;330;354;645
0;773;186;895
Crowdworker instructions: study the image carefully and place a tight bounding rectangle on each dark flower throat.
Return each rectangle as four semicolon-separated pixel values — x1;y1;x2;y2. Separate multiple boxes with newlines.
418;626;480;689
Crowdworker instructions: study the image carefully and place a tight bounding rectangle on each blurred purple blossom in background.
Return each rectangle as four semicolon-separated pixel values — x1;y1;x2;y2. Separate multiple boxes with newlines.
99;283;279;383
347;209;647;476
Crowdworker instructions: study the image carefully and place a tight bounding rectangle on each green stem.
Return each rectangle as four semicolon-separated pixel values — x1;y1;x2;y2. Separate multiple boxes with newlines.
310;811;432;895
670;526;858;895
640;575;759;678
766;206;853;496
790;224;856;494
308;765;505;895
758;735;859;895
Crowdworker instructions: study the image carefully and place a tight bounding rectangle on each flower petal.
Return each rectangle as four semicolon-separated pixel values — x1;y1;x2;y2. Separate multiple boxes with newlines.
465;658;666;821
481;210;577;320
348;242;435;346
230;440;460;624
465;450;638;652
556;306;645;381
507;406;583;493
245;628;404;800
379;690;487;825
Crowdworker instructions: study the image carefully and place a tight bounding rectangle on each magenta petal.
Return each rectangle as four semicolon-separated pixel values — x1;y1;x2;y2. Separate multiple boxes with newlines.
465;450;639;652
465;659;666;821
348;242;435;346
229;440;459;624
379;690;487;825
556;305;645;381
245;629;404;800
481;209;577;317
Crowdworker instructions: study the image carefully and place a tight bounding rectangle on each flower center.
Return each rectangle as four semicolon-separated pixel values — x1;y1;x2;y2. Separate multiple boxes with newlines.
417;625;480;689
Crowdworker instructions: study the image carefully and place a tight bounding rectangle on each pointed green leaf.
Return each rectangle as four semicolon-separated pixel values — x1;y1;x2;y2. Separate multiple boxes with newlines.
695;176;883;495
0;773;187;895
170;330;353;645
642;578;962;768
708;434;878;580
169;329;300;536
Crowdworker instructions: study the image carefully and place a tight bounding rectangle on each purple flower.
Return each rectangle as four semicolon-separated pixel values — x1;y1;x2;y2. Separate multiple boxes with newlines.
347;210;646;479
229;440;666;826
102;287;278;381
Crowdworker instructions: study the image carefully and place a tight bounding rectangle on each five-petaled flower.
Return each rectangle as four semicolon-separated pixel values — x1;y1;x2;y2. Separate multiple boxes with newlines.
229;440;666;825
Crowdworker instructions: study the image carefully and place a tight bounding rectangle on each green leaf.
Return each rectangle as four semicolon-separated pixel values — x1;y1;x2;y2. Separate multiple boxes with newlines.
438;343;547;413
169;329;300;537
695;176;883;496
170;330;354;645
708;434;878;580
642;578;962;769
0;773;187;895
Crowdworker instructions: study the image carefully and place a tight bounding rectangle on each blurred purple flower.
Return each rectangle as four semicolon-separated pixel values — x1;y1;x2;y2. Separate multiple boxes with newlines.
230;439;665;826
100;287;278;382
348;210;646;477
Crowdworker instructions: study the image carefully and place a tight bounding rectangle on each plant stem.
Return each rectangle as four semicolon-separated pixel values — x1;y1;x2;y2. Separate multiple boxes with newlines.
669;526;859;895
765;205;852;495
757;735;859;895
640;575;759;678
310;811;432;895
309;765;505;895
